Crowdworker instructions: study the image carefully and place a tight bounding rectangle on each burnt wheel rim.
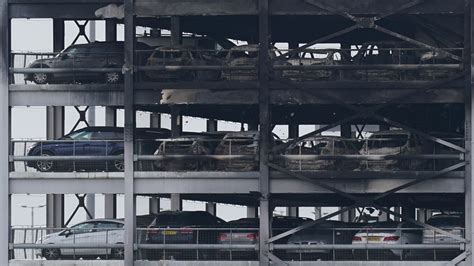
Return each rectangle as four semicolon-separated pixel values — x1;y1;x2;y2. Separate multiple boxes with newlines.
114;155;124;171
43;248;59;259
105;72;120;84
37;154;53;172
112;248;124;259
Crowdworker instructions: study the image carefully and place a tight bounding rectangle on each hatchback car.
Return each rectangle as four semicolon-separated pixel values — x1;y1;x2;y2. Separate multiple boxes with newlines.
27;127;170;172
36;219;125;260
25;41;151;84
352;221;422;259
221;44;286;81
153;135;217;171
145;211;226;260
145;45;222;81
280;136;360;171
359;130;427;171
422;214;464;259
214;131;259;171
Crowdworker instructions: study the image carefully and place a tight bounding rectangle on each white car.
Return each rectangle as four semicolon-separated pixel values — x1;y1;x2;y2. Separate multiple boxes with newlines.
36;219;124;260
352;221;422;258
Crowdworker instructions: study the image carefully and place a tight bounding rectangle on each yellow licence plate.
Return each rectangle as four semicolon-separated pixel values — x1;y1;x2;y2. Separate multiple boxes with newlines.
367;236;381;241
163;230;177;236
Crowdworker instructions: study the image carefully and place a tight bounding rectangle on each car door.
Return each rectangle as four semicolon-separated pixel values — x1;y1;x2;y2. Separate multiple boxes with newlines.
93;221;125;256
58;222;96;257
67;130;93;171
55;46;91;81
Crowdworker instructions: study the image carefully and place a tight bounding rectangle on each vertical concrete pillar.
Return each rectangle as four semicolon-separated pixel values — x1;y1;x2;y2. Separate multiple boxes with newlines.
314;207;322;219
205;202;217;216
104;107;117;218
341;124;351;138
170;194;182;211
247;206;258;218
393;207;402;222
286;207;299;217
170;107;182;138
150;112;161;128
170;17;182;45
402;205;416;222
341;208;356;222
149;197;160;214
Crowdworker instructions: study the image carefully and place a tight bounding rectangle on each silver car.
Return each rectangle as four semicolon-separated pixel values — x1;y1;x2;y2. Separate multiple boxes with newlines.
36;219;124;260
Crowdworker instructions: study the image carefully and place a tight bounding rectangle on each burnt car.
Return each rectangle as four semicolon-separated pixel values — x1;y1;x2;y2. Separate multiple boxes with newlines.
26;127;170;172
359;130;427;171
283;49;340;81
217;216;313;260
278;136;360;171
25;41;151;84
145;211;227;260
153;135;217;171
214;131;259;171
221;44;286;81
145;45;222;81
419;51;461;80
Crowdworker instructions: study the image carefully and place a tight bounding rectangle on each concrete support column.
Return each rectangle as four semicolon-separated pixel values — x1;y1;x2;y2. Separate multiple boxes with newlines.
341;124;351;138
0;4;8;259
286;207;299;217
247;206;258;218
378;209;389;222
150;113;161;128
149;197;160;214
104;107;117;218
205;202;217;216
170;107;182;138
170;194;182;211
207;119;218;132
170;17;182;45
393;207;402;222
402;206;416;222
314;207;322;219
248;122;258;131
341;208;356;222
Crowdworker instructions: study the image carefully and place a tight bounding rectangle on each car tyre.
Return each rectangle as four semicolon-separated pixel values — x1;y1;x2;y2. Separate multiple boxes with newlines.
32;72;50;84
36;151;55;172
111;247;125;260
105;71;122;84
42;248;60;260
112;152;124;172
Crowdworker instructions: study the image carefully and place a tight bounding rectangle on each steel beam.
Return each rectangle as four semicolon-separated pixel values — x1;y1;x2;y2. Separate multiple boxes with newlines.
1;4;10;257
258;0;271;264
123;0;136;263
464;0;473;263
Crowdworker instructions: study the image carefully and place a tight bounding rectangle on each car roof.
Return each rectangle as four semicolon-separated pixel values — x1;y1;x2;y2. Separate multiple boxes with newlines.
370;130;411;137
74;218;123;224
155;45;194;51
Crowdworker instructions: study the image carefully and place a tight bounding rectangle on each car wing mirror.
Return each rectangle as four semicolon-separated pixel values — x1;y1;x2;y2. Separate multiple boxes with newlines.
60;53;69;60
62;229;72;237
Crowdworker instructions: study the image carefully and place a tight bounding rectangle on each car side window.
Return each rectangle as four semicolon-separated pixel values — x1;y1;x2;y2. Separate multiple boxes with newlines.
95;221;123;231
68;131;92;140
66;47;90;58
70;222;95;234
90;131;119;140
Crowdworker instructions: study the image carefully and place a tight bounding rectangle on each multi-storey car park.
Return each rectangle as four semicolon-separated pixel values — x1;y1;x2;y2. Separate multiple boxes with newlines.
1;0;474;265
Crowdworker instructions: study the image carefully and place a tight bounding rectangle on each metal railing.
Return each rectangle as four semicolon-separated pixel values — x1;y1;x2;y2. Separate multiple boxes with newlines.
10;226;464;261
10;137;464;173
9;47;464;85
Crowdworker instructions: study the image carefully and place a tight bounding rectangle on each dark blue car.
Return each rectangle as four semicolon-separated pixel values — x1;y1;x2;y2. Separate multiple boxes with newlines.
27;127;170;172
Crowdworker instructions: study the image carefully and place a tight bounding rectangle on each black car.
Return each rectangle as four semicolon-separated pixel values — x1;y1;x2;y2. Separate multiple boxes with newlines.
145;211;227;260
25;41;151;84
26;127;170;172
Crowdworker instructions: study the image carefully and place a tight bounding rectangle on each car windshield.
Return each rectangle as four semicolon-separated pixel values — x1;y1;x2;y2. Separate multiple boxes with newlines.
67;131;92;140
427;217;462;227
368;134;409;149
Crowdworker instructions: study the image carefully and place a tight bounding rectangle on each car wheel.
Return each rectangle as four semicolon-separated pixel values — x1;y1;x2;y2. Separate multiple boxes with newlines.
113;152;124;172
42;248;60;260
111;247;124;260
105;71;122;84
32;72;49;84
36;152;54;172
